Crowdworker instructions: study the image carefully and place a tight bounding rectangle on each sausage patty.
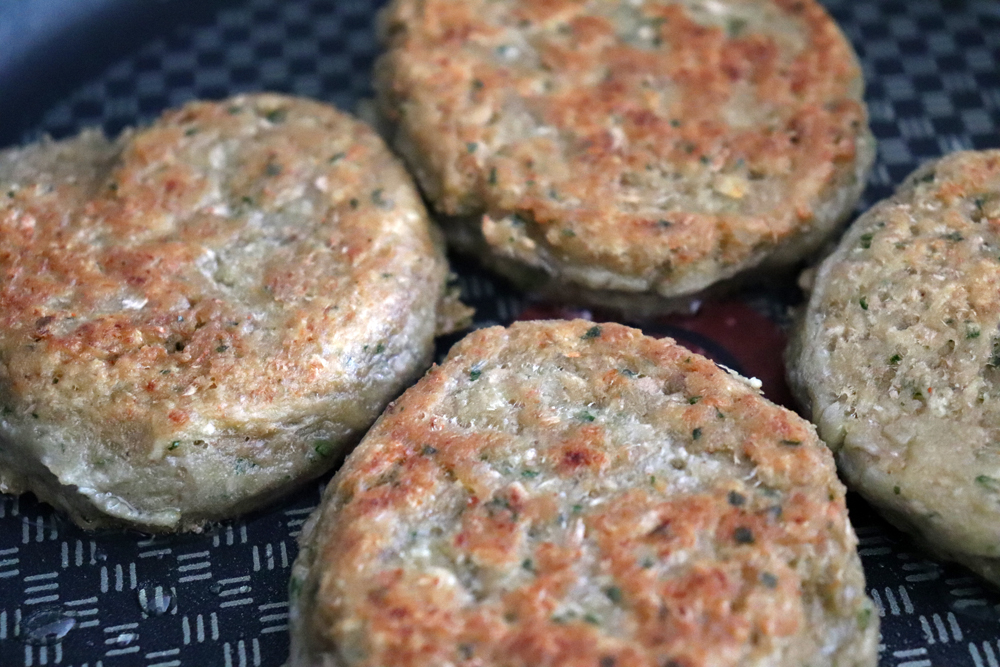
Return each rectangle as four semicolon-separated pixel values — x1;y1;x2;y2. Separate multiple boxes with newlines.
788;150;1000;585
291;320;877;667
0;93;462;532
376;0;875;314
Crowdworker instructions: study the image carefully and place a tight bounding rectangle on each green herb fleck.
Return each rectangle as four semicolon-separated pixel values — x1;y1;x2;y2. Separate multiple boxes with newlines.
371;189;393;209
893;485;901;495
31;412;38;419
234;457;258;474
375;343;385;354
472;78;484;90
227;105;242;115
561;228;576;238
976;475;1000;493
857;607;873;629
265;108;287;123
658;219;673;228
605;586;623;604
422;445;438;456
349;198;359;209
967;326;981;339
582;325;602;339
990;338;1000;367
620;369;638;377
314;439;336;457
329;152;346;163
760;572;778;588
649;475;657;486
943;231;964;242
488;168;498;185
889;354;902;365
185;127;199;136
241;195;255;206
640;557;656;569
466;142;478;153
727;490;746;506
522;470;539;478
726;16;748;37
572;504;583;514
578;410;596;422
859;233;874;249
289;575;303;598
734;526;755;544
692;427;702;440
669;119;680;128
470;365;483;381
780;439;802;446
265;162;282;177
216;345;228;353
688;396;701;404
168;441;181;451
522;559;535;572
859;296;868;310
584;613;601;625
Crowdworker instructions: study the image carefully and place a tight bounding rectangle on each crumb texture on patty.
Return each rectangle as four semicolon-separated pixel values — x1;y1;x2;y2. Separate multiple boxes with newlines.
376;0;874;306
788;150;1000;584
0;93;453;531
291;320;877;667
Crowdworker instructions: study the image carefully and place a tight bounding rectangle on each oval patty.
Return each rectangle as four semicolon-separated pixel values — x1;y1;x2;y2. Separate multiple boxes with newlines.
291;320;877;667
376;0;874;314
788;150;1000;585
0;94;458;532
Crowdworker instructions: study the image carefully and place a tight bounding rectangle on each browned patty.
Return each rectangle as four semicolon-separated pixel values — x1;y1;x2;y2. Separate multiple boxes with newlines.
0;93;465;532
788;150;1000;585
376;0;874;314
290;320;877;667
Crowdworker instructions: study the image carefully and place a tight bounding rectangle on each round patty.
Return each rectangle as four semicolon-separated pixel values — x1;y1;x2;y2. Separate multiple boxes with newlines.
375;0;874;314
290;320;877;667
0;93;461;532
788;150;1000;585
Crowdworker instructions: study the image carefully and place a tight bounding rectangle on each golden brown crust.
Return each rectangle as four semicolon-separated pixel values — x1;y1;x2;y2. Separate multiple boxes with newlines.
0;94;453;531
376;0;874;308
291;320;877;667
788;150;1000;585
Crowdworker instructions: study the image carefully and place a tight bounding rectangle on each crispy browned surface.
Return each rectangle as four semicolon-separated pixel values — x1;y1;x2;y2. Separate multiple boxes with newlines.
291;320;877;667
788;150;1000;585
376;0;874;309
0;94;453;531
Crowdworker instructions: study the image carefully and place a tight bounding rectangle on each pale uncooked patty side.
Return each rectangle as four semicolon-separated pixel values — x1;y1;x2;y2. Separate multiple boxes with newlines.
789;150;1000;579
0;94;452;531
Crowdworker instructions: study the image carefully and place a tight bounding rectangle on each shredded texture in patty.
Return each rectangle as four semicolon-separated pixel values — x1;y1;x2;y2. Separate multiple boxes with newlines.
292;320;877;667
788;150;1000;585
0;94;456;531
376;0;874;308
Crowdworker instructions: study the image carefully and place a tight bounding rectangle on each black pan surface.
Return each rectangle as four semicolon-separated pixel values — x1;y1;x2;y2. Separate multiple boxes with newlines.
1;1;999;665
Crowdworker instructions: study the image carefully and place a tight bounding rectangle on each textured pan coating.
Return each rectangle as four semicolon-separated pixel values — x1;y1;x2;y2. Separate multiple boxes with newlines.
376;0;874;314
788;150;1000;585
0;94;460;532
291;320;877;667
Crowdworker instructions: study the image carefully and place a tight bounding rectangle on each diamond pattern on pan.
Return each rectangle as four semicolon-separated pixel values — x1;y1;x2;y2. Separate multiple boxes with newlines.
2;0;1000;665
